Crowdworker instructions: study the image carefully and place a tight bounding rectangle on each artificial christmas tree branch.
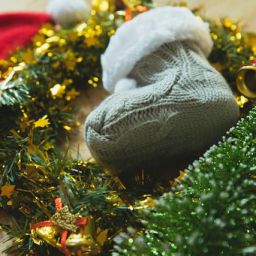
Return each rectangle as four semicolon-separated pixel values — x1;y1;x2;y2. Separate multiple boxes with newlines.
116;106;256;255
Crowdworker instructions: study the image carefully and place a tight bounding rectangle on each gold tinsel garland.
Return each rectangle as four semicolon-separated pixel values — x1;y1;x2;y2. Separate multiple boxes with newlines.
0;0;256;255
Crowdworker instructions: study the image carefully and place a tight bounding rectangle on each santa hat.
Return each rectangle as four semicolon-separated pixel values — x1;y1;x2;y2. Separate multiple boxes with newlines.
101;6;213;93
0;0;90;59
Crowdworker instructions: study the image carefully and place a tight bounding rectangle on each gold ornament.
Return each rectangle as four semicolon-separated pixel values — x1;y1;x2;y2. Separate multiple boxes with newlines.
66;217;101;255
236;65;256;99
51;206;80;233
31;198;102;255
32;218;101;255
0;184;15;198
31;226;61;249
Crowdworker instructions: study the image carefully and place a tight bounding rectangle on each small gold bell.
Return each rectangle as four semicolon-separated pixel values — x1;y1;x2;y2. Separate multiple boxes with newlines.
66;217;101;255
236;65;256;99
33;226;61;249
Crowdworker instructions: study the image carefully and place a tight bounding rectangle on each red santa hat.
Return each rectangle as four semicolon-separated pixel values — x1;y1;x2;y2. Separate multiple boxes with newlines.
0;0;90;59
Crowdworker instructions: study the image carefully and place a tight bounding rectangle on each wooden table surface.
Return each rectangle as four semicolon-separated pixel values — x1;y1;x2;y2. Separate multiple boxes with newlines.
1;0;256;254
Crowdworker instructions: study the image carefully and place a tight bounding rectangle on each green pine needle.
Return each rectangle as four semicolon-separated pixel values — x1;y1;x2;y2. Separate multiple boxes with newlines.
117;107;256;256
0;80;29;107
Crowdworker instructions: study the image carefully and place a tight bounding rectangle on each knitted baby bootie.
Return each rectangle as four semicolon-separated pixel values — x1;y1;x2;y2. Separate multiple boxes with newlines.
85;7;239;174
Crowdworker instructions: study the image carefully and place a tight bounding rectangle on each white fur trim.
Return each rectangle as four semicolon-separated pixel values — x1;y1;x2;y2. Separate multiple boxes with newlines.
47;0;90;26
114;78;137;93
101;6;213;93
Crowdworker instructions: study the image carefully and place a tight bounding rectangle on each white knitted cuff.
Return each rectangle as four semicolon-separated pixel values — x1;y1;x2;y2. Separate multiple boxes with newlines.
101;6;213;93
114;78;137;93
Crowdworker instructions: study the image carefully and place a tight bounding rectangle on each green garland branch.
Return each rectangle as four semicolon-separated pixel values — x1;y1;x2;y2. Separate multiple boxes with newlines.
0;10;117;187
0;1;256;255
3;160;138;255
117;107;256;255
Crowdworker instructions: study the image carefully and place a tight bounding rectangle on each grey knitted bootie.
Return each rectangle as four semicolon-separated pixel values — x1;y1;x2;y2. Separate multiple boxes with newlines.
84;7;239;174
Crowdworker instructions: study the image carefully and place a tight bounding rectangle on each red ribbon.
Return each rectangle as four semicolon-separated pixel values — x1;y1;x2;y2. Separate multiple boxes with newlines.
31;198;88;256
30;220;53;229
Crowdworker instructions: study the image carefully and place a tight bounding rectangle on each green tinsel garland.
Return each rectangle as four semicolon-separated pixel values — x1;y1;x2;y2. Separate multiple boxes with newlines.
117;107;256;255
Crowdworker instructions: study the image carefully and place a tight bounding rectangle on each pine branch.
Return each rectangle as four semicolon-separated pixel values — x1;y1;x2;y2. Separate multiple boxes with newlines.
117;107;256;255
1;158;137;256
0;79;29;107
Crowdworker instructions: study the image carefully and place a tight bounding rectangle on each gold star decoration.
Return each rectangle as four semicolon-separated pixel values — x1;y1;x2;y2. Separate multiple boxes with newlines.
85;37;98;47
1;184;15;198
236;95;249;108
50;84;66;98
50;206;80;233
34;115;50;128
65;88;80;101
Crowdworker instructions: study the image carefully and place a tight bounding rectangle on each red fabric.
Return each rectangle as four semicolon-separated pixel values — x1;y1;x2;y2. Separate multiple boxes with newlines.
55;197;63;212
30;220;53;230
0;12;53;59
76;217;88;226
30;197;88;256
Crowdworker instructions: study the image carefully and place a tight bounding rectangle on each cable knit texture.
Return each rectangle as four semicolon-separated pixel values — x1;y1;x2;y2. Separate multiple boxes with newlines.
101;6;213;93
85;42;239;174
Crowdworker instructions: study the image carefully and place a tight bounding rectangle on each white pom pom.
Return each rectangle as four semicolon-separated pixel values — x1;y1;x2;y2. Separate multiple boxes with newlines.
114;78;137;93
47;0;90;26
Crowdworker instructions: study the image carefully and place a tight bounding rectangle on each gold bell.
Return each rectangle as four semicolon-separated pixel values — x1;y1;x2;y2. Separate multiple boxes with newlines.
66;217;101;255
236;65;256;99
32;226;61;249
